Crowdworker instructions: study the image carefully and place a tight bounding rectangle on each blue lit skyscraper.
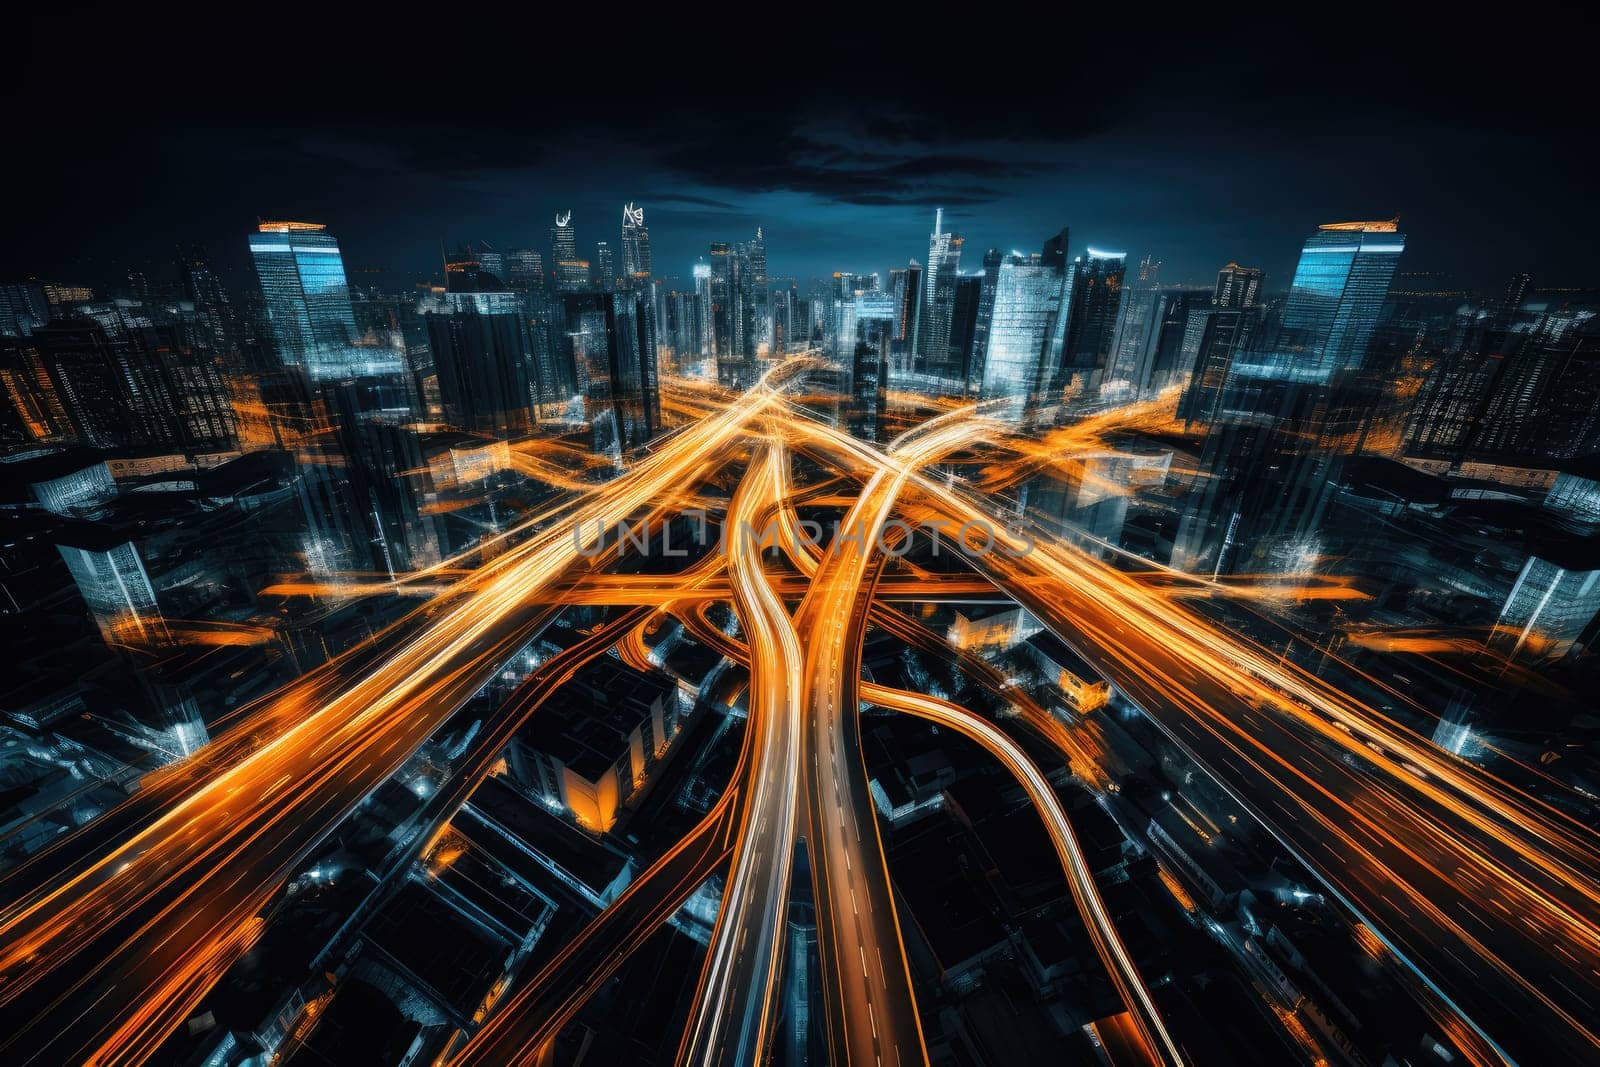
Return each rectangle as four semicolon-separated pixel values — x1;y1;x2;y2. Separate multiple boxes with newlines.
978;253;1065;418
1251;219;1405;382
248;221;388;379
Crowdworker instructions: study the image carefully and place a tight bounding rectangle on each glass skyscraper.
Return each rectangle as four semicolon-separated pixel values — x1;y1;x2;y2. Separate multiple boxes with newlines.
248;221;388;379
915;208;964;375
1249;219;1405;382
978;254;1065;418
621;202;652;282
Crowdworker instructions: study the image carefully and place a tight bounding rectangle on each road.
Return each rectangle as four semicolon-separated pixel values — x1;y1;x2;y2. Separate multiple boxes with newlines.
6;366;1599;1066
677;441;806;1066
788;411;1600;1065
0;379;784;1064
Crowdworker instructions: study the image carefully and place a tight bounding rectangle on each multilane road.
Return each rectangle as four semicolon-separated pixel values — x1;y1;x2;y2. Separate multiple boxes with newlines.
3;369;1597;1066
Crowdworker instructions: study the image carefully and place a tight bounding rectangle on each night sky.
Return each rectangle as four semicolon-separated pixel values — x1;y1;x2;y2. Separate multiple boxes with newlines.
8;6;1593;297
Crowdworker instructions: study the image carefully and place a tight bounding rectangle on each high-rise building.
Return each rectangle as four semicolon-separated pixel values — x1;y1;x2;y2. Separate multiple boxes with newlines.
30;319;133;448
248;221;389;379
709;240;764;385
621;202;652;284
562;291;662;454
506;248;546;294
843;292;896;441
693;260;715;363
977;254;1065;417
1249;219;1406;382
595;241;616;291
741;228;770;355
476;246;506;281
0;283;50;338
551;210;577;262
1490;556;1600;661
946;275;984;388
1491;271;1532;331
889;264;920;371
965;248;1004;394
552;211;589;292
57;529;164;643
1057;248;1127;387
1213;262;1264;308
1471;310;1600;460
0;338;73;443
426;290;541;437
914;209;964;375
1041;226;1071;273
1177;308;1254;427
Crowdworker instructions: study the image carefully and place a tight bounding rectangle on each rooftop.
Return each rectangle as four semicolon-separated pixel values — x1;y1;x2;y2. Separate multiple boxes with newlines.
1318;218;1400;233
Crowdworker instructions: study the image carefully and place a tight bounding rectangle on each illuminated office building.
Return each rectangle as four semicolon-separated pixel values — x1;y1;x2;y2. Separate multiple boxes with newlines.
1491;556;1600;661
945;275;984;387
581;291;662;455
964;248;1003;394
2;282;51;337
915;208;964;375
551;210;577;261
552;211;589;292
56;529;165;643
1057;248;1127;388
1177;307;1255;427
1246;220;1405;382
426;290;542;437
1213;262;1264;308
977;254;1065;418
506;248;546;293
248;221;388;379
848;291;896;441
621;202;652;284
889;264;920;370
1;337;73;443
29;320;132;448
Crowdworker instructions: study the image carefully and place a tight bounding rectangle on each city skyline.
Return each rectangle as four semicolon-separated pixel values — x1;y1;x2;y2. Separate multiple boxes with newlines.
9;10;1598;294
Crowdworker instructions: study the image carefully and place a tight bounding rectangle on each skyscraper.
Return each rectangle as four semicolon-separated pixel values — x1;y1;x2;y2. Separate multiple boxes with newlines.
0;283;50;338
847;292;896;441
1491;556;1600;661
1251;219;1406;382
914;209;964;375
595;241;616;291
1213;262;1264;308
743;228;769;355
563;290;662;454
889;264;920;371
978;254;1065;418
1177;307;1254;427
248;221;387;379
551;210;577;262
0;337;72;443
176;244;244;370
693;260;715;363
56;529;164;643
621;202;652;283
552;211;589;292
1058;248;1127;387
426;289;541;437
30;319;132;448
966;248;1004;394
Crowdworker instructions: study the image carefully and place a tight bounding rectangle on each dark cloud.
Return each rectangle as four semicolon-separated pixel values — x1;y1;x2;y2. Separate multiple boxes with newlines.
7;3;1596;291
641;193;741;210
